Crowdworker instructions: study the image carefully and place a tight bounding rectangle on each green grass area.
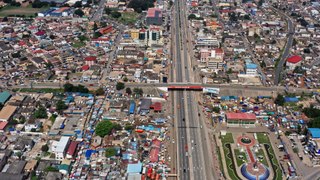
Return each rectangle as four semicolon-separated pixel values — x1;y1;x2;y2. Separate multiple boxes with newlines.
221;133;234;144
220;133;239;180
119;12;139;24
15;88;64;94
0;5;49;17
256;133;282;180
234;149;247;167
256;133;270;144
255;149;268;166
216;146;225;178
72;41;86;48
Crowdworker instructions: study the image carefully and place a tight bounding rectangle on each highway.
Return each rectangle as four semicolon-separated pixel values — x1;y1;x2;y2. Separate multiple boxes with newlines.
172;0;215;179
172;0;190;179
273;7;295;85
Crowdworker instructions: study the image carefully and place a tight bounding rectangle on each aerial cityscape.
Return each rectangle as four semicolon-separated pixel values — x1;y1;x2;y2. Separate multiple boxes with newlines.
1;0;320;179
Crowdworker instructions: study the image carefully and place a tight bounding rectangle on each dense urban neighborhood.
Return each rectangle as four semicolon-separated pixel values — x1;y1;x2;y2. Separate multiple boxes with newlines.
1;0;320;180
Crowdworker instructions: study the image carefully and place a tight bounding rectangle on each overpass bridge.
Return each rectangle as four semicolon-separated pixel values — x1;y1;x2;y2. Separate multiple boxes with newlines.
12;81;315;96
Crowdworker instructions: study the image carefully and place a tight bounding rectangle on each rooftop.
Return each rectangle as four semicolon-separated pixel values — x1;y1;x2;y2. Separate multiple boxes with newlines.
226;112;256;120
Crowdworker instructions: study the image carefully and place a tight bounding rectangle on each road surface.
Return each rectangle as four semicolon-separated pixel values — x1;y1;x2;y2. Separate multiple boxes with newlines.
172;0;216;179
273;7;295;85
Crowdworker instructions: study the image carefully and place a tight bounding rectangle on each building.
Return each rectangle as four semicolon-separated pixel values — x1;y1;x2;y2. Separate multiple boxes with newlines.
226;112;256;127
245;63;258;75
139;99;152;115
130;29;139;40
0;91;11;105
0;105;17;122
207;57;224;71
146;8;163;25
66;141;78;159
52;136;70;160
286;55;302;70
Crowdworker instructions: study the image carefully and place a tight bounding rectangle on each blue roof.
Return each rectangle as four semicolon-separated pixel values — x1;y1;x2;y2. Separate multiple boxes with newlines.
85;149;96;158
284;97;299;103
308;128;320;138
246;63;257;69
0;91;11;104
127;162;142;174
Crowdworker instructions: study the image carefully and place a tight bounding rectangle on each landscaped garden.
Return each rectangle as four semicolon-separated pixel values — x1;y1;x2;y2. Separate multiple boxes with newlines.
221;133;240;180
256;133;282;180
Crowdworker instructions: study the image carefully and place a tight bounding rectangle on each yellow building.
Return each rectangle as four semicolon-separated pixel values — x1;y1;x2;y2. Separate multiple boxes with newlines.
130;29;139;40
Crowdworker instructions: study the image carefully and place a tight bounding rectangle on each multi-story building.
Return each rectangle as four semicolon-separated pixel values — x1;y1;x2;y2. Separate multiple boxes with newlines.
52;136;70;160
146;8;163;26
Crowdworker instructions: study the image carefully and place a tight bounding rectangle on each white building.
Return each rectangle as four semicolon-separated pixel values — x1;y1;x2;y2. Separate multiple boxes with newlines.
52;136;70;160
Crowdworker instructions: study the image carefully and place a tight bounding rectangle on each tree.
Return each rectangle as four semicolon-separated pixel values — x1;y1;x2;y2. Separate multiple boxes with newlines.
95;87;105;96
126;88;132;95
49;2;56;7
113;123;122;131
32;0;48;8
56;100;68;113
274;94;285;106
73;1;82;8
105;7;112;15
74;9;84;17
125;124;134;131
105;147;117;157
128;0;155;13
226;68;233;74
188;14;196;20
133;88;143;96
303;48;310;53
123;76;128;82
41;144;49;152
34;106;48;119
297;124;302;134
303;105;320;118
260;61;266;68
63;83;74;92
116;82;125;90
93;32;102;38
95;121;115;137
44;166;59;172
93;22;98;31
2;17;8;22
308;117;320;128
212;107;220;113
243;14;250;20
111;11;121;18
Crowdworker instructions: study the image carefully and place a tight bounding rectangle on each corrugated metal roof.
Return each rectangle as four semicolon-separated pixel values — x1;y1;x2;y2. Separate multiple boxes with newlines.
0;91;11;104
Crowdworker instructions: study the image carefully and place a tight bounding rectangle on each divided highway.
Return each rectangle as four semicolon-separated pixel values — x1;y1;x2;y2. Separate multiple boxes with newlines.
172;0;215;179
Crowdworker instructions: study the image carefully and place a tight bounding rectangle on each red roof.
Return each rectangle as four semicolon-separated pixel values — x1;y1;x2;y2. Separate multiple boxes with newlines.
191;2;198;7
146;8;162;18
35;30;45;36
150;139;161;162
151;102;162;111
67;141;78;156
85;56;97;61
226;113;256;120
0;122;8;130
82;65;89;71
287;55;302;64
